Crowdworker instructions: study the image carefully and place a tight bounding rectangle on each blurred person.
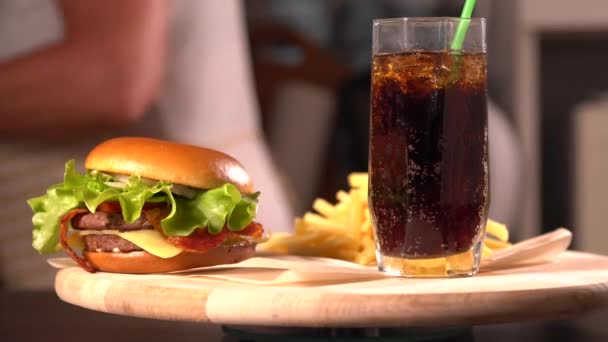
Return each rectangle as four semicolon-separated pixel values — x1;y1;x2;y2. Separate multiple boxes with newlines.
0;0;293;289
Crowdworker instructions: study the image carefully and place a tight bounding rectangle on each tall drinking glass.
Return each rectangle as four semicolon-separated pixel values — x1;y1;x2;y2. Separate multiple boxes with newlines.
369;18;489;277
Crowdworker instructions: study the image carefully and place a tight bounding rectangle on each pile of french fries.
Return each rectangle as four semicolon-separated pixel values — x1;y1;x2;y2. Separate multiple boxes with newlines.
259;173;511;266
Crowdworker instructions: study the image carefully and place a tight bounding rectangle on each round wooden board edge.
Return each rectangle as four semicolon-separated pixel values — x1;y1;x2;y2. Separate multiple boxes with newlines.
55;267;214;323
54;251;608;327
201;280;608;327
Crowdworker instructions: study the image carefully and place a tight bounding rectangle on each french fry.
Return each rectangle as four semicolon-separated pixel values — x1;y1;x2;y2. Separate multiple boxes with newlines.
336;190;350;203
312;198;339;219
257;233;292;254
356;249;376;266
302;213;347;233
482;244;494;257
486;219;509;242
348;173;368;189
347;189;363;240
484;237;512;250
290;238;358;260
361;219;372;236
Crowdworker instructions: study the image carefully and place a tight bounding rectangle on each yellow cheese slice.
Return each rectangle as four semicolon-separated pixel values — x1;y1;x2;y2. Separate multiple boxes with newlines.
80;229;183;258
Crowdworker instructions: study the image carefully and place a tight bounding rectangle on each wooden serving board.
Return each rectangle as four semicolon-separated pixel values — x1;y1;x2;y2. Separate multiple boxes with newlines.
55;251;608;328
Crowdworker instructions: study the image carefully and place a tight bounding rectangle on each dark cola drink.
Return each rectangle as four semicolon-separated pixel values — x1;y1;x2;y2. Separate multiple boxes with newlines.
369;51;489;259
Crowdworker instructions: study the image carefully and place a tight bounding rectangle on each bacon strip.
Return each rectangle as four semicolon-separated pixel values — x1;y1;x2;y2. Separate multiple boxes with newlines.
166;222;264;253
60;208;96;272
166;229;229;253
236;222;264;238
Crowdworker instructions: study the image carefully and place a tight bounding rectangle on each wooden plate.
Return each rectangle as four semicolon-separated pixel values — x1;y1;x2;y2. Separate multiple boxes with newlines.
55;251;608;327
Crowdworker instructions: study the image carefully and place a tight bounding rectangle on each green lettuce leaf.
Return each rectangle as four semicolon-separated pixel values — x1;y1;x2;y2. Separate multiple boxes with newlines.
160;184;254;235
29;184;79;253
29;160;259;254
116;175;174;223
228;192;260;230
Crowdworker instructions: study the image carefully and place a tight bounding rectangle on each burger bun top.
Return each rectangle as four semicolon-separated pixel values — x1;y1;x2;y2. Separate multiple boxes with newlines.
85;137;253;194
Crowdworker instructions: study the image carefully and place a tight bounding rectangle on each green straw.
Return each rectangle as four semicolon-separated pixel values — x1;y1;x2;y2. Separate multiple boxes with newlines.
450;0;477;51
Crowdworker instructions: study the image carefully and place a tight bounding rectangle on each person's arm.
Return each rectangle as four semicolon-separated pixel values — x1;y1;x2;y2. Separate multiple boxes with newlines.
0;0;167;139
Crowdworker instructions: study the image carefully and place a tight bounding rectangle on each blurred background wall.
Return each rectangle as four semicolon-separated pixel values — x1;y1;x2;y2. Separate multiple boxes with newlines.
243;0;608;252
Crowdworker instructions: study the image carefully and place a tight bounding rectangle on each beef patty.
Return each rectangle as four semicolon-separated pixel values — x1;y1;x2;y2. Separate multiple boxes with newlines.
73;211;153;253
72;211;153;231
83;234;142;252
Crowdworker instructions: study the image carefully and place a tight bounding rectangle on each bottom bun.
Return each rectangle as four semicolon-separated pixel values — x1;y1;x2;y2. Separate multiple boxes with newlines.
84;243;256;274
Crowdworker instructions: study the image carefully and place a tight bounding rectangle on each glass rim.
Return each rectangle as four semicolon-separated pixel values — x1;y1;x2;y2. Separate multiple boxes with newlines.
373;16;486;26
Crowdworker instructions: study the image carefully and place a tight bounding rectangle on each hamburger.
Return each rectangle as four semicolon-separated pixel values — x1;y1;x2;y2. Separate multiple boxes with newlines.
29;137;265;273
